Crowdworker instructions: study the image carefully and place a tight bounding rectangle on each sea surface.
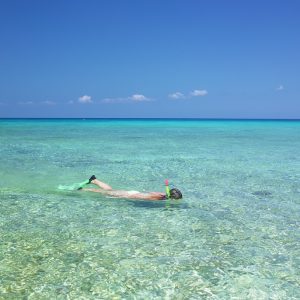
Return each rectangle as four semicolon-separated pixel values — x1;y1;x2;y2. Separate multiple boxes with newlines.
0;119;299;299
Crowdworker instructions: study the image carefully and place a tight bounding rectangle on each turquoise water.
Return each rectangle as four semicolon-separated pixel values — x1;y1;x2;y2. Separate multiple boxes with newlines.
0;119;299;299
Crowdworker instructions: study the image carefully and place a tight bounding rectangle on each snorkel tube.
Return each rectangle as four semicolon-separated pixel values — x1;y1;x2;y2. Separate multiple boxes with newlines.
165;179;171;199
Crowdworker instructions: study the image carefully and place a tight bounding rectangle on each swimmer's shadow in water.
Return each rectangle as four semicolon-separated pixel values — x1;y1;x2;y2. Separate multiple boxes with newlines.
129;200;189;210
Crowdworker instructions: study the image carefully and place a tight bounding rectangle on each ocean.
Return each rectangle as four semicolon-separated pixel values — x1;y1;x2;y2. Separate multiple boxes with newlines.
0;119;299;299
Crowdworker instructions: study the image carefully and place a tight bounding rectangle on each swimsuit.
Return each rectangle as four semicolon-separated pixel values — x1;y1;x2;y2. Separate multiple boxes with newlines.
127;191;140;195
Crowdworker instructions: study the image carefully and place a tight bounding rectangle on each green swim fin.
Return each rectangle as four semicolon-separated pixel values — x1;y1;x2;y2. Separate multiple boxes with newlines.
58;179;89;191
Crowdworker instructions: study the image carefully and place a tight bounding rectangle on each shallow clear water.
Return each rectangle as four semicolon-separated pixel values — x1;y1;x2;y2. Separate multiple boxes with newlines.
0;119;299;299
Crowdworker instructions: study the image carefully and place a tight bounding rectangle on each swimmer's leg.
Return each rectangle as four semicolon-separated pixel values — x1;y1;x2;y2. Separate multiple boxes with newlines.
81;188;106;194
90;178;113;190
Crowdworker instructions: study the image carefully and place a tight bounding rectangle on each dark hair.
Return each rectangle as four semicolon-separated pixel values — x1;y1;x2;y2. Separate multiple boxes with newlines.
170;188;182;199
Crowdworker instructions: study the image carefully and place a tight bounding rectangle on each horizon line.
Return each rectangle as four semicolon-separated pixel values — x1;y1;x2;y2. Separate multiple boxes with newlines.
1;117;300;121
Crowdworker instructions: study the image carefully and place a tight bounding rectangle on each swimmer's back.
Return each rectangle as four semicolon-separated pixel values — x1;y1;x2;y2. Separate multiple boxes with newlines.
105;190;166;200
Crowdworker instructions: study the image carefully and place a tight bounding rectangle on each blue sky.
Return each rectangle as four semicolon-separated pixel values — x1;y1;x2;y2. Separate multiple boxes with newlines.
0;0;299;118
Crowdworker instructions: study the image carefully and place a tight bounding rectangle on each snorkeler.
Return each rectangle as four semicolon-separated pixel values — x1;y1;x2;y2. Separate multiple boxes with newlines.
79;175;183;201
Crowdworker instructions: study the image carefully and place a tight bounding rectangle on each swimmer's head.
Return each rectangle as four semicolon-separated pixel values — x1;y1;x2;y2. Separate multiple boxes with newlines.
169;188;182;199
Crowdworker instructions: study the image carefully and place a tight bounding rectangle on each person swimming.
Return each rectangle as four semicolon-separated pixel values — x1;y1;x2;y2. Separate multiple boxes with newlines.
79;175;183;201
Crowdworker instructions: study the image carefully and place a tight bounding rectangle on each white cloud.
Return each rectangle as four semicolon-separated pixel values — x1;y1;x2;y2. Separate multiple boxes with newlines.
190;89;208;97
168;92;185;99
78;95;92;103
41;100;56;105
102;94;151;104
129;94;149;102
168;89;208;100
276;85;284;91
102;97;126;104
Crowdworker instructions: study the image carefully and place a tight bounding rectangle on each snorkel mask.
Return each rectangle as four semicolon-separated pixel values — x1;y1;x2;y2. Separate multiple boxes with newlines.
165;179;183;199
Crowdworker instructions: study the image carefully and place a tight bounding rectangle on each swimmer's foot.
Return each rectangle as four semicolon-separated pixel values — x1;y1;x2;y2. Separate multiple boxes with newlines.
88;175;96;183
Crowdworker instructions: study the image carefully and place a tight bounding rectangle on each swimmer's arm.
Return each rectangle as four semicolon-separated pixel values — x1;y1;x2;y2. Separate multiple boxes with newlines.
130;193;166;201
